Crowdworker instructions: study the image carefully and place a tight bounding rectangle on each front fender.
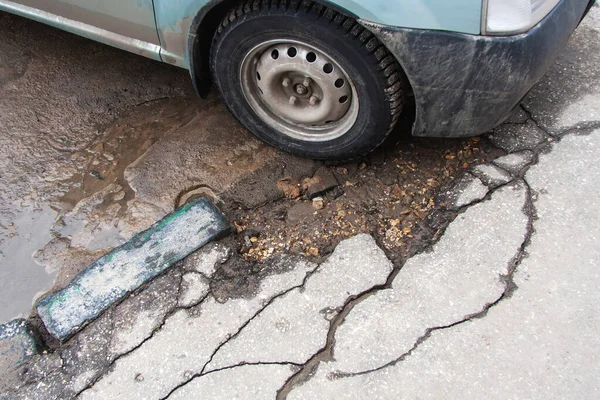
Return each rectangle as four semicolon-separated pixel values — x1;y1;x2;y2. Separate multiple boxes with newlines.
153;0;483;70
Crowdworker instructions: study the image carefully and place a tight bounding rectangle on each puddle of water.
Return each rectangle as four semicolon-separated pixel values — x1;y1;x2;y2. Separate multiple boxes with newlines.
0;205;57;324
59;99;200;209
0;99;208;323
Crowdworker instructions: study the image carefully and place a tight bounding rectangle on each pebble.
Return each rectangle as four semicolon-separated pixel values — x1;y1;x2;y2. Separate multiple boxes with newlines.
312;197;325;210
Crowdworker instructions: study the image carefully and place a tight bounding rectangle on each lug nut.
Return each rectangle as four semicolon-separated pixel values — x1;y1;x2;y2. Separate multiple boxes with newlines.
289;96;298;105
303;77;311;87
295;85;307;95
282;78;291;87
309;95;319;105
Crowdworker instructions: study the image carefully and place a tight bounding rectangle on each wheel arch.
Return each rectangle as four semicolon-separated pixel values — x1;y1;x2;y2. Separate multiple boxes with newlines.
187;0;412;99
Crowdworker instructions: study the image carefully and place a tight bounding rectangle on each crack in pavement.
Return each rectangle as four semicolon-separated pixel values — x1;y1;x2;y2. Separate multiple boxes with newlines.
12;308;118;399
162;234;395;398
329;181;535;379
275;181;532;397
74;270;212;399
522;102;600;139
8;102;597;400
275;181;524;397
15;251;314;400
520;104;550;135
200;361;303;378
555;120;600;138
275;279;391;400
166;361;303;397
160;267;320;400
277;116;600;398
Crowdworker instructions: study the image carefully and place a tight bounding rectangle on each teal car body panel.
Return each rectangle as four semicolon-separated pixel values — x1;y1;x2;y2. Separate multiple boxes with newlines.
0;0;162;60
323;0;482;33
0;0;484;69
154;0;482;68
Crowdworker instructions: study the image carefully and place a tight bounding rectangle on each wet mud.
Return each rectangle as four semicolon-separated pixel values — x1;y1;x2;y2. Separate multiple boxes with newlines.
221;134;502;268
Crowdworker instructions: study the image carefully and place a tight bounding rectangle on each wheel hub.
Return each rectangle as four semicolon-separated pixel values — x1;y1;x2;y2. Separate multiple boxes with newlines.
294;84;308;96
240;39;359;142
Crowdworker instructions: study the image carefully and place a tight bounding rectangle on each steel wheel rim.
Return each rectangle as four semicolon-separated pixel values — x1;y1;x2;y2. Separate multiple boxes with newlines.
240;39;359;142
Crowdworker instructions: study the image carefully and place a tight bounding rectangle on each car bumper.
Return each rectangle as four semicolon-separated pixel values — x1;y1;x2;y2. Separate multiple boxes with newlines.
361;0;593;138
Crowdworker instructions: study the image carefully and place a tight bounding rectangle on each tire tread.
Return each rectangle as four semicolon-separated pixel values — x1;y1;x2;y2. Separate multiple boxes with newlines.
210;0;408;159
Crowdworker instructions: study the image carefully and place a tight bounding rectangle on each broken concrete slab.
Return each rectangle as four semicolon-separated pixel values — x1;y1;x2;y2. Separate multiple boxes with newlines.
493;150;534;175
490;121;548;152
305;166;339;199
0;319;38;374
169;364;295;400
79;258;317;400
437;173;489;210
110;269;182;357
288;130;600;400
180;242;230;278
471;163;513;189
522;7;600;133
291;182;529;382
36;197;229;341
205;234;393;371
178;272;210;308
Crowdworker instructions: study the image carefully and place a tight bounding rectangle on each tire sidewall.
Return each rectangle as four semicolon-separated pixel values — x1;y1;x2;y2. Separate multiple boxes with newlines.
212;12;394;160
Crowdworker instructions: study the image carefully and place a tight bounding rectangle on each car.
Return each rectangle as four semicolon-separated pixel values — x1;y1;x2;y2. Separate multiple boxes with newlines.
1;0;595;160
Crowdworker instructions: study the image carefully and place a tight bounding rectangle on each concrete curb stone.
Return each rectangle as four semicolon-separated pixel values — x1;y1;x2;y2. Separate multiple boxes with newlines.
36;197;229;341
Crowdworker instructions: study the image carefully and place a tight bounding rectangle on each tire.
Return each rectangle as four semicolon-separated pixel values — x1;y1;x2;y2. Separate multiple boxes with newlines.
210;0;406;160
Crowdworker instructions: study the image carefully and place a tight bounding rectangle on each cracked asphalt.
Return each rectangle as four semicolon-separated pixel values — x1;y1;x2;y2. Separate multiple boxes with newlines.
1;4;600;400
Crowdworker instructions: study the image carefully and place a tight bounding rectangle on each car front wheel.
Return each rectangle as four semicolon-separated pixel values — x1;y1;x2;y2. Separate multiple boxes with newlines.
210;1;407;160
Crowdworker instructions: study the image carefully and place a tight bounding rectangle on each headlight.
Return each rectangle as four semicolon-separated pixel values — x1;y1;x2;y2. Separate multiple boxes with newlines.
484;0;561;35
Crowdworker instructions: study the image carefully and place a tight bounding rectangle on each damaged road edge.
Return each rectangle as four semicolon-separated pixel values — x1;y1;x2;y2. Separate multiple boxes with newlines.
35;197;230;342
0;319;40;372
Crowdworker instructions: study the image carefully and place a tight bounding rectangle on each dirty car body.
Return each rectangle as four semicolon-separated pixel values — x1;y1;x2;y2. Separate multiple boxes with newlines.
0;0;594;156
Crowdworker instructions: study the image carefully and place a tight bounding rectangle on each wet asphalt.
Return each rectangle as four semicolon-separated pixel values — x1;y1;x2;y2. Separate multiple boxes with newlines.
0;11;192;322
